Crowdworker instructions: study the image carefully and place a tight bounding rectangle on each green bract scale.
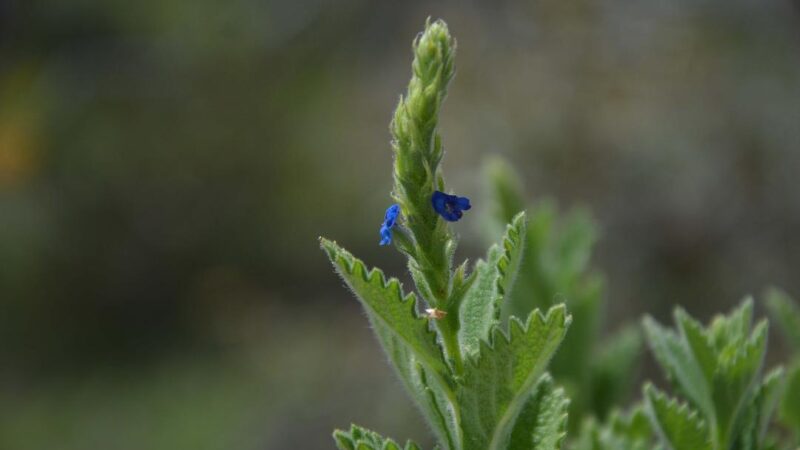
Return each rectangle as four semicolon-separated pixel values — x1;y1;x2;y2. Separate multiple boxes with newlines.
320;19;572;450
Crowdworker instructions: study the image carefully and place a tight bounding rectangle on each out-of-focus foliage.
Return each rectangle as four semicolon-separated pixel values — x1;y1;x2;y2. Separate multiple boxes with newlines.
643;300;784;450
482;157;641;426
766;288;800;446
570;406;659;450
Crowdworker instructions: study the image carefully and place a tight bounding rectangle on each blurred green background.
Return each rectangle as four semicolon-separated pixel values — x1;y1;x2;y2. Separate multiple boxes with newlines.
2;0;800;448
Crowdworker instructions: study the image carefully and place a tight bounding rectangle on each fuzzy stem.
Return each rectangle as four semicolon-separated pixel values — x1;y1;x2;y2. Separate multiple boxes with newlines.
390;20;463;371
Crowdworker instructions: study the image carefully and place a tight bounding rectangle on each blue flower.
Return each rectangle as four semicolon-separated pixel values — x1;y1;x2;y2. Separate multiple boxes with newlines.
431;191;471;222
379;204;401;245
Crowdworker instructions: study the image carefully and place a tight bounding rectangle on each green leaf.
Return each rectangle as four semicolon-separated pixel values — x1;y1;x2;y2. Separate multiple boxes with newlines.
780;361;800;440
507;374;569;450
459;305;572;450
674;308;716;384
320;238;448;379
642;316;714;420
710;319;768;448
458;212;526;357
496;212;527;304
333;424;423;450
733;366;785;450
644;384;711;450
608;406;656;444
321;239;458;447
765;287;800;351
370;324;459;449
501;200;558;319
642;300;772;450
571;405;658;450
707;299;753;353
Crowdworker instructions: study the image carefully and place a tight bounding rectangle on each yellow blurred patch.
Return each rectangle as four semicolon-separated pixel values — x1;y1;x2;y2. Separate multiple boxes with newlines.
0;116;38;188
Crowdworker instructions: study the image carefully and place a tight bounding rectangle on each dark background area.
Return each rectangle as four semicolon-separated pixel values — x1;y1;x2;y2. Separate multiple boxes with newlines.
1;0;800;448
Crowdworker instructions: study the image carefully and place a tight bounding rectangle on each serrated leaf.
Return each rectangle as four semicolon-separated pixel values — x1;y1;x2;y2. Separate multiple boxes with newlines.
502;201;558;320
765;287;800;351
710;319;768;448
333;424;422;450
507;374;569;450
608;405;656;444
644;384;711;450
734;366;785;450
321;239;458;447
458;305;572;450
642;316;714;420
708;299;753;352
371;324;459;449
779;361;800;438
458;213;527;357
674;308;716;384
570;405;659;450
496;212;527;301
320;238;448;379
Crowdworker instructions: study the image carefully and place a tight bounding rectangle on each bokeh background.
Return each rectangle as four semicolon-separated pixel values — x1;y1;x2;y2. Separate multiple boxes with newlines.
2;0;800;448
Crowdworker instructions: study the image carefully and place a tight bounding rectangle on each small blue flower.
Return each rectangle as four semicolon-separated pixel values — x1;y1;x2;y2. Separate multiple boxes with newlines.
379;204;401;245
431;190;471;222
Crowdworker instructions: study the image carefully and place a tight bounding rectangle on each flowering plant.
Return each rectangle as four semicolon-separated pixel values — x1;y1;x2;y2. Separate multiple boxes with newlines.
320;18;796;450
321;19;571;450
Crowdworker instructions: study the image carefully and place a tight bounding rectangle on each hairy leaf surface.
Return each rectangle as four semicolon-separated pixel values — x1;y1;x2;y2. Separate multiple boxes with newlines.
459;305;571;450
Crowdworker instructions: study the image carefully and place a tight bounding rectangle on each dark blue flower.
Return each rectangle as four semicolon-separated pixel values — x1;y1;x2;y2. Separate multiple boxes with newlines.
431;191;471;222
379;204;401;245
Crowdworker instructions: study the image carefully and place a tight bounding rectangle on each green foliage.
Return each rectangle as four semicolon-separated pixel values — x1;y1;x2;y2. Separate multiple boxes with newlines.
570;406;659;450
459;307;570;450
320;16;800;450
780;362;800;443
765;287;800;351
458;213;526;357
334;425;424;450
765;288;800;445
322;20;573;450
482;157;641;425
642;300;783;450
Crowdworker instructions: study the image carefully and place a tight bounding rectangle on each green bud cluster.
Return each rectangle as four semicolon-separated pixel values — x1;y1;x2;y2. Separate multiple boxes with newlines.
390;19;457;309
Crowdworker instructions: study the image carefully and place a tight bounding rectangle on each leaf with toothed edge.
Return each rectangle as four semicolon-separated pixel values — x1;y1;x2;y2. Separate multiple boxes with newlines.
321;238;458;447
571;405;659;450
458;212;527;358
333;424;424;450
320;238;448;379
780;361;800;438
733;366;785;450
765;287;800;351
644;384;711;450
710;319;768;449
371;324;460;449
458;304;571;450
642;316;714;421
507;373;569;450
